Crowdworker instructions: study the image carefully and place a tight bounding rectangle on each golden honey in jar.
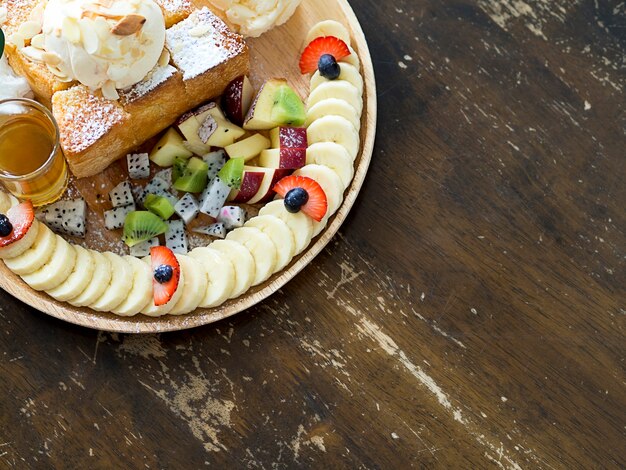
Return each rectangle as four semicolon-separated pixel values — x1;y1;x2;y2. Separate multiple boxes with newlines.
0;98;68;207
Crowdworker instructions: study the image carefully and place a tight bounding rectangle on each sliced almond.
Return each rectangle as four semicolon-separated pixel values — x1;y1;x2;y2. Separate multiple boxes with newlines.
157;49;170;67
189;24;211;37
21;46;45;63
198;116;218;144
28;3;45;24
8;33;26;49
46;64;71;81
30;33;45;49
18;20;42;40
62;17;81;44
79;19;100;54
102;81;120;100
111;14;146;36
42;51;63;66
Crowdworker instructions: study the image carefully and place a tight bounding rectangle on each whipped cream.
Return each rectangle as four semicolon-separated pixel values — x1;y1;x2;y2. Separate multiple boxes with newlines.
0;55;34;101
39;0;166;99
208;0;302;38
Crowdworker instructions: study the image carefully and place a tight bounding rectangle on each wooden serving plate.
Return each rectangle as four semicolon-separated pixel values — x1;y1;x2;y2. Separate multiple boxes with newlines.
0;0;376;333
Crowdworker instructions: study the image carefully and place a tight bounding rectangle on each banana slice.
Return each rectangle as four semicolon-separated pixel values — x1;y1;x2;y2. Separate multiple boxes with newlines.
307;81;362;115
306;142;355;188
227;227;277;286
306;98;361;131
342;45;360;69
170;255;208;315
245;215;295;272
294;164;345;237
311;63;363;95
189;247;236;308
3;222;53;273
46;245;95;302
0;219;41;260
141;258;186;317
307;115;360;160
69;251;112;308
305;20;351;46
90;252;133;312
208;239;255;299
21;235;76;291
112;256;152;316
259;200;313;255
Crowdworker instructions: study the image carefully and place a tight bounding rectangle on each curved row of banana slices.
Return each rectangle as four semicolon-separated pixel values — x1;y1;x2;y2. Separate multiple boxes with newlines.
0;21;364;317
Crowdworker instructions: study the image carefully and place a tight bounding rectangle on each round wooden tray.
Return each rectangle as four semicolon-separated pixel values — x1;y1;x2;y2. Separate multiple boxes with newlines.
0;0;376;333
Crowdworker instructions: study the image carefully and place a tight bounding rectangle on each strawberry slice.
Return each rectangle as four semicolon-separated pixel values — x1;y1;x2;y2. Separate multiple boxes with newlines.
150;246;180;306
0;200;34;248
299;36;351;74
273;175;328;222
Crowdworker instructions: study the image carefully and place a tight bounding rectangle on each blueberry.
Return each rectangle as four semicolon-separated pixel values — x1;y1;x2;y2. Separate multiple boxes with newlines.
318;54;340;80
0;214;12;237
154;264;174;283
284;187;309;213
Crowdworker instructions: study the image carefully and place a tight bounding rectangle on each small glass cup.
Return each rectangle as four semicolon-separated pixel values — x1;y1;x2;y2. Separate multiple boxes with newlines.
0;98;68;207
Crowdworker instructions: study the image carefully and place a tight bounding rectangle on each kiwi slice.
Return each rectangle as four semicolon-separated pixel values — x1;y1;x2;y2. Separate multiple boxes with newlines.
218;157;244;189
173;156;209;193
123;211;168;247
144;193;175;220
271;85;305;126
172;156;188;183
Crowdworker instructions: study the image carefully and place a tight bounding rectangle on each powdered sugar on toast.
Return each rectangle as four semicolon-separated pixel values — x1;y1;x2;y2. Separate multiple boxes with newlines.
120;64;177;104
165;7;246;80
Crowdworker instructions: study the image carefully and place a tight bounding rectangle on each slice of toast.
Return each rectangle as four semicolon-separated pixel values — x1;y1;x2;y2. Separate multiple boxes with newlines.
165;7;249;100
52;86;136;178
154;0;194;27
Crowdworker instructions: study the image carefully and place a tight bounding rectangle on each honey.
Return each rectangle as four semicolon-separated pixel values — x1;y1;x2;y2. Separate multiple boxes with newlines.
0;99;68;207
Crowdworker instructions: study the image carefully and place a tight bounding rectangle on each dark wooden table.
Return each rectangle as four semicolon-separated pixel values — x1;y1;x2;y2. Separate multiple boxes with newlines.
1;0;624;468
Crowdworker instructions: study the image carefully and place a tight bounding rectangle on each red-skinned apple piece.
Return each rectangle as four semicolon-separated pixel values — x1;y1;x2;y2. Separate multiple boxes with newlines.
259;148;306;170
222;76;255;126
229;167;291;204
270;127;308;149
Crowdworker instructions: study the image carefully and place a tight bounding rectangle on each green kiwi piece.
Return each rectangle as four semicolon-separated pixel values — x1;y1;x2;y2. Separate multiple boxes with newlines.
172;156;188;183
217;157;244;189
123;211;168;247
173;156;209;193
144;194;175;220
271;85;305;126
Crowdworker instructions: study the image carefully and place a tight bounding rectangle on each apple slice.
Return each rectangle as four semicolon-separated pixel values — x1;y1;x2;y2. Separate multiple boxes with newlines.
150;128;193;167
229;168;266;203
258;148;306;170
222;75;255;126
225;133;271;162
269;126;307;149
229;167;291;204
244;79;305;131
177;102;245;153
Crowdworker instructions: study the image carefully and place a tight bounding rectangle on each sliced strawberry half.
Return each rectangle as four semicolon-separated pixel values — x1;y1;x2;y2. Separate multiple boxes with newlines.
299;36;351;74
0;200;34;248
273;175;328;222
150;246;180;307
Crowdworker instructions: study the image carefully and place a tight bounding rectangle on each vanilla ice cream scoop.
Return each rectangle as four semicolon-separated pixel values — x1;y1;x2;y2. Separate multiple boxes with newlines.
41;0;166;99
209;0;302;38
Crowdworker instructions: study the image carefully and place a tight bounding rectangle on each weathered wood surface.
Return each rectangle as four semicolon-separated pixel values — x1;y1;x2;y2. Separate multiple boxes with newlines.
1;0;624;467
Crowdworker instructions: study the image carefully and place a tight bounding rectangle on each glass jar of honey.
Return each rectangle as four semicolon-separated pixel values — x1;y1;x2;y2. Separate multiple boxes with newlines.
0;98;68;207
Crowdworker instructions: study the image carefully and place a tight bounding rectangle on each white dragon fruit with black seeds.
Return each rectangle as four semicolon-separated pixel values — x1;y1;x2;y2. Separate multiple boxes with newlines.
104;203;136;230
45;199;87;238
154;168;173;186
174;193;200;224
127;153;150;179
192;223;226;239
203;150;227;182
109;181;134;208
140;177;178;207
129;237;159;257
165;220;188;254
217;205;246;230
131;185;145;206
199;177;231;218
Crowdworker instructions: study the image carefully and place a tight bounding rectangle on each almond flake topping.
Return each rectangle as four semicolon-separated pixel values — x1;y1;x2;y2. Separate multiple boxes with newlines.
111;14;146;36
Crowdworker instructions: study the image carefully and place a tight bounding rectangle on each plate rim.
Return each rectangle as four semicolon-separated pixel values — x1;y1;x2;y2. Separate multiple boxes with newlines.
0;0;377;333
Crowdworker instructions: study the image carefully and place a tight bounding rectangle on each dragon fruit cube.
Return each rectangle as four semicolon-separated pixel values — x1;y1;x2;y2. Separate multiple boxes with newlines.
165;220;188;254
44;198;87;238
217;205;246;230
104;203;135;230
192;223;226;239
109;180;134;208
129;237;159;257
174;193;200;224
127;153;150;180
203;150;227;182
199;177;231;218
